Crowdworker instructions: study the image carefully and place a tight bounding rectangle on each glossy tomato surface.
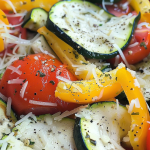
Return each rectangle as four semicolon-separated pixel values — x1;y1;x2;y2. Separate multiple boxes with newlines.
0;53;78;116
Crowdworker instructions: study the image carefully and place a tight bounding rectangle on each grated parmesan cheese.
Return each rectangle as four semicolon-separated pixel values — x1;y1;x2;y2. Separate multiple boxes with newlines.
29;100;57;106
2;0;17;13
15;112;33;126
137;22;150;29
113;44;131;69
6;97;12;116
0;93;8;101
8;78;24;84
128;42;139;48
20;81;28;98
54;105;88;121
134;79;140;88
128;98;140;113
7;65;22;75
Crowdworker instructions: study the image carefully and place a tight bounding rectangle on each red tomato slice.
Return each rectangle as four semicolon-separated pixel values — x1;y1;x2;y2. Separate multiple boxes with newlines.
0;53;78;116
107;26;150;66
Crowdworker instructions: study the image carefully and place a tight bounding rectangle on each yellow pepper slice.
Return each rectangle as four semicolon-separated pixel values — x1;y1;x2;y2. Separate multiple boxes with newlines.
38;26;102;80
116;67;150;150
129;0;150;23
0;0;58;12
0;9;9;52
55;68;122;104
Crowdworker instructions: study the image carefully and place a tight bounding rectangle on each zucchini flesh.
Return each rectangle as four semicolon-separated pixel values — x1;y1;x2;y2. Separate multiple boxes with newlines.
74;102;131;150
47;1;140;59
22;8;48;31
0;99;17;139
135;55;150;103
11;114;76;150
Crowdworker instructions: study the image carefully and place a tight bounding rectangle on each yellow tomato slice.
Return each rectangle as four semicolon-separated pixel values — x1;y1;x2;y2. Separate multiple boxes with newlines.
0;0;59;12
0;9;9;52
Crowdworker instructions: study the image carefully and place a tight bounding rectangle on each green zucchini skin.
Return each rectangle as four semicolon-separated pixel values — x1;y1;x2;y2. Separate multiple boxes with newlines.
73;117;88;150
47;1;141;59
73;101;131;150
22;7;48;31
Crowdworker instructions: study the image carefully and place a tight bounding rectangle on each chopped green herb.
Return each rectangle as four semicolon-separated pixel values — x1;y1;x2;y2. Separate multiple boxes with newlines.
73;50;79;59
23;79;27;83
2;15;6;18
8;11;13;14
82;12;90;15
19;56;25;60
140;42;147;49
86;104;90;109
82;62;88;65
131;112;139;115
99;24;102;26
106;18;111;22
49;80;55;85
37;71;46;77
0;73;3;79
29;140;35;145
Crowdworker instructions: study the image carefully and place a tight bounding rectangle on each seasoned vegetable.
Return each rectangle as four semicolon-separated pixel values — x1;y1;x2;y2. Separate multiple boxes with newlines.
1;134;33;150
22;8;48;31
12;114;76;150
55;67;123;104
0;53;78;116
0;9;9;52
116;67;150;150
108;27;150;66
128;0;150;23
74;101;131;150
0;99;17;139
134;55;150;103
47;1;140;59
0;0;58;11
38;26;102;80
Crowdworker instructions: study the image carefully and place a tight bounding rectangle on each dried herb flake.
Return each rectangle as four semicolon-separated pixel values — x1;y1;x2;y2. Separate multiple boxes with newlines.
37;71;46;77
140;42;147;49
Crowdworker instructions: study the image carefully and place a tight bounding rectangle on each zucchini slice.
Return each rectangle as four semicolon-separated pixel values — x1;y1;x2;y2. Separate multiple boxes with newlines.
74;102;131;150
0;135;33;150
87;59;112;72
47;1;140;59
22;8;48;31
11;114;76;150
0;99;17;139
135;55;150;104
